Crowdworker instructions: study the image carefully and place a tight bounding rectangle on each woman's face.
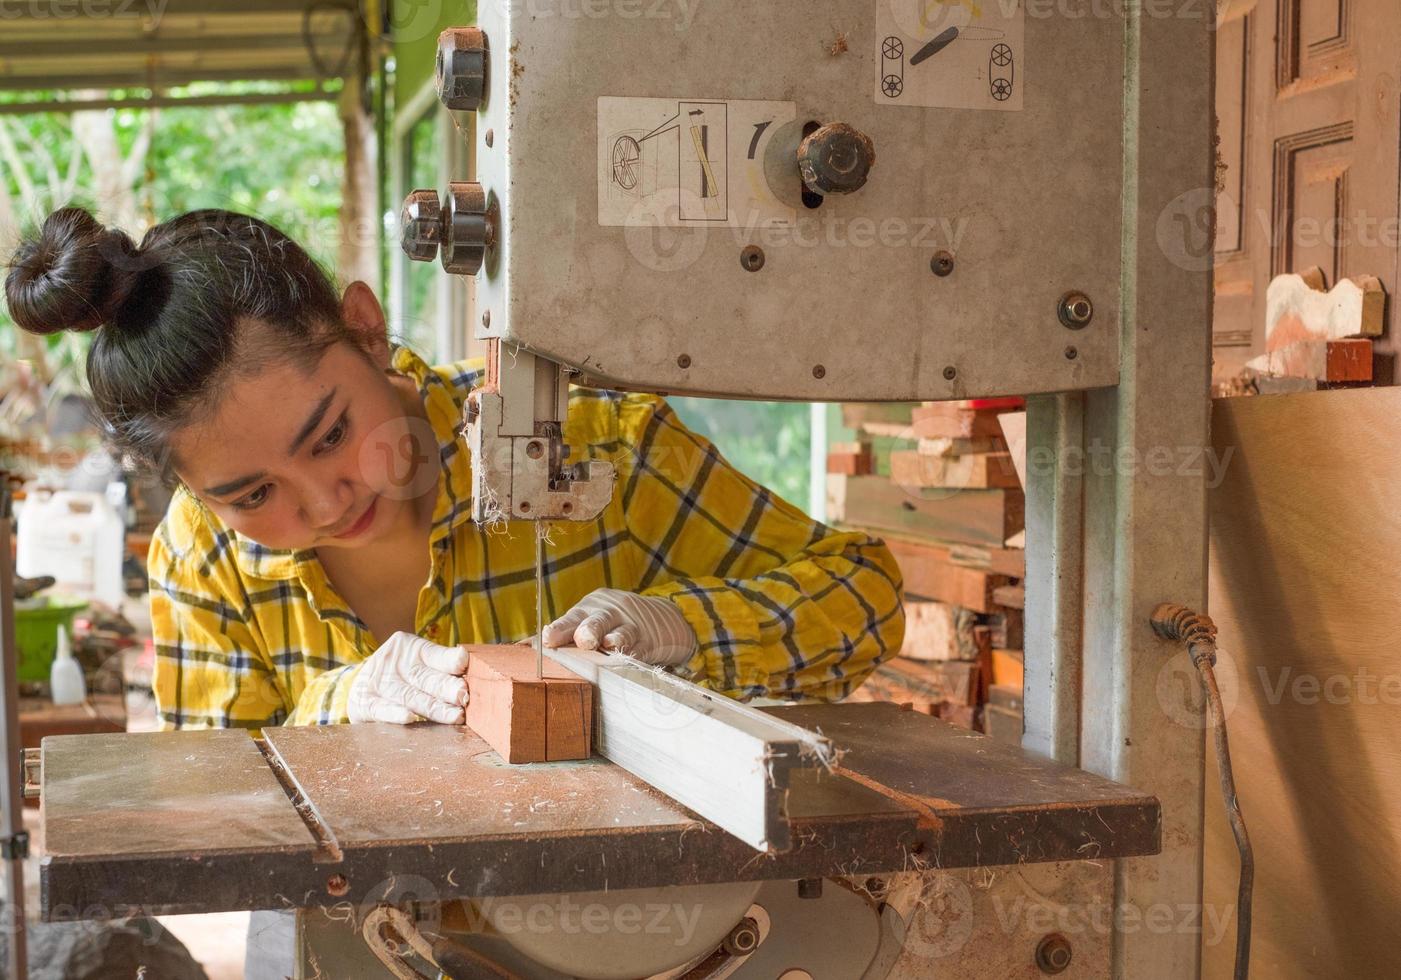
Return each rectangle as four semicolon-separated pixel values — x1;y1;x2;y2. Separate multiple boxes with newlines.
170;289;436;552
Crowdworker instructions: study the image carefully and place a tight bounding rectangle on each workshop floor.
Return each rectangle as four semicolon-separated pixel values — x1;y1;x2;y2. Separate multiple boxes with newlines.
22;809;248;979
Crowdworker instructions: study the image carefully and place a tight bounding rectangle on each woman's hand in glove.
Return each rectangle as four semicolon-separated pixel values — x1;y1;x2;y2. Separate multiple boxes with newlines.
347;631;471;724
542;588;697;667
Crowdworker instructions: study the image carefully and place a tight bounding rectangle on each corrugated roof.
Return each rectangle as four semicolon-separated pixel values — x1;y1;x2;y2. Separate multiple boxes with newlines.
0;0;363;92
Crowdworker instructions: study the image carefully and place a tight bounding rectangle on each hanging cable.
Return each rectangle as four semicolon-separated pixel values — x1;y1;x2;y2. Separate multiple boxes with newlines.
1150;603;1252;980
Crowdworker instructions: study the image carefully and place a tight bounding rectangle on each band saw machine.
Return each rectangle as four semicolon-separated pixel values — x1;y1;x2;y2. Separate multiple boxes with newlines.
29;4;1216;977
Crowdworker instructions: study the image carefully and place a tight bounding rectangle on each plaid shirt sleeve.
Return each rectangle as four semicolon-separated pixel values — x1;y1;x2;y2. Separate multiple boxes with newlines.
148;505;361;729
612;395;905;701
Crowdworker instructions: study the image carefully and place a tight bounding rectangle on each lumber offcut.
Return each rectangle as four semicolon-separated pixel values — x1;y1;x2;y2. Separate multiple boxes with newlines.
464;646;593;763
826;474;1024;547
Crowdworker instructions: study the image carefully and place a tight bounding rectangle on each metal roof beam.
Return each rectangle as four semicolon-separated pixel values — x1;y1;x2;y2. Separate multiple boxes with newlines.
0;86;338;115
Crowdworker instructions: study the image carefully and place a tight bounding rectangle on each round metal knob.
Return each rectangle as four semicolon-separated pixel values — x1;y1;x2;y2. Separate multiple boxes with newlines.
441;181;493;276
436;28;487;111
797;122;876;195
400;183;494;276
400;189;442;263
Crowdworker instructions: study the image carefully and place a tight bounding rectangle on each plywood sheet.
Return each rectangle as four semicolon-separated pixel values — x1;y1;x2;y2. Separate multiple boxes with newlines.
1206;387;1401;978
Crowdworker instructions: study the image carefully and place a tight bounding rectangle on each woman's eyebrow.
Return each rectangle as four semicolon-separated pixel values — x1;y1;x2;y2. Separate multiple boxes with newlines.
288;389;338;455
204;472;267;498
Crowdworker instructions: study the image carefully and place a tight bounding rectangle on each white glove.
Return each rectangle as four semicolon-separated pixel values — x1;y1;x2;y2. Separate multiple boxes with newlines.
543;588;698;667
347;631;471;725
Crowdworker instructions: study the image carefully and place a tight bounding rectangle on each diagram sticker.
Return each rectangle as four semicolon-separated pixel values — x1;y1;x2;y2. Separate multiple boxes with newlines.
598;97;797;228
874;0;1025;111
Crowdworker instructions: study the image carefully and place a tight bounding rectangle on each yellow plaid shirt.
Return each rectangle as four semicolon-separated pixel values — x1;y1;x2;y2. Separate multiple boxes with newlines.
149;347;904;729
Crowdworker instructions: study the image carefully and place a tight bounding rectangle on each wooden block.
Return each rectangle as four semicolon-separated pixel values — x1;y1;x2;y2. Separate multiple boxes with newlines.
936;703;979;731
948;542;1026;579
1245;338;1373;383
879;658;979;707
827;445;873;476
890;449;1021;490
901;600;979;662
991;584;1025;610
990;648;1024;689
841;403;914;436
464;646;593;764
1265;271;1385;352
911;404;1007;440
882;536;1011;613
987;608;1024;649
917;436;1006;457
997;411;1028;489
826;474;1024;548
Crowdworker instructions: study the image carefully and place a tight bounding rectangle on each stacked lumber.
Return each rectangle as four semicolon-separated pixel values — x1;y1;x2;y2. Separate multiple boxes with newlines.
833;399;1026;737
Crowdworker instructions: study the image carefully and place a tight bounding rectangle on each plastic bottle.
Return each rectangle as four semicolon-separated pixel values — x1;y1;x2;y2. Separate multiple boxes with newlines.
50;624;86;706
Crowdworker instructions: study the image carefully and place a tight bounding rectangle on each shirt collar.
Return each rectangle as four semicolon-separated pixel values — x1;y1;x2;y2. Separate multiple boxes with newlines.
230;345;477;581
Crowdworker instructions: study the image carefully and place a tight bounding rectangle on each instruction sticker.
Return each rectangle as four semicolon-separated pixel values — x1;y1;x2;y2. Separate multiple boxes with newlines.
874;0;1025;111
598;97;797;228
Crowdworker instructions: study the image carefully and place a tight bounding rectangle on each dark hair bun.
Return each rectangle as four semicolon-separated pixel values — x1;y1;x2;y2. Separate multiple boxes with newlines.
4;206;143;336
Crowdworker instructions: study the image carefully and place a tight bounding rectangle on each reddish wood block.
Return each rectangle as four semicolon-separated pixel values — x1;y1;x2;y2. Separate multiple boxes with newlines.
911;404;1006;440
464;646;594;763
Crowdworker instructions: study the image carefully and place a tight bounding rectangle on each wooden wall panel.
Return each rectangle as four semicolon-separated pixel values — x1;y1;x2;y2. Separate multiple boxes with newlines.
1205;387;1401;977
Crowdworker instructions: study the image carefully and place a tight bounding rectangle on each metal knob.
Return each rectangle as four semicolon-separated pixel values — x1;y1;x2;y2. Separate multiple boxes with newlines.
400;189;442;263
436;28;487;111
400;182;495;276
797;122;876;195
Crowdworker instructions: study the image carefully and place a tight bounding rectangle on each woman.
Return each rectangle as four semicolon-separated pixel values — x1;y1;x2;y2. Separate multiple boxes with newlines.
5;206;904;731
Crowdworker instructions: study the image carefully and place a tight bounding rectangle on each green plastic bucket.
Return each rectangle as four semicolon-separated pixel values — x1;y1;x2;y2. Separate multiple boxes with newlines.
13;597;89;684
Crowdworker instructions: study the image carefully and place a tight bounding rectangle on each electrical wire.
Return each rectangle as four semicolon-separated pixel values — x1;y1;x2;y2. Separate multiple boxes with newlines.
1151;603;1253;980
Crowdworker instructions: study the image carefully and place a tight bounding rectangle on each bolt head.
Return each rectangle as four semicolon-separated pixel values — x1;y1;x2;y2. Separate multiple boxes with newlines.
401;189;442;262
436;28;488;111
798;122;876;196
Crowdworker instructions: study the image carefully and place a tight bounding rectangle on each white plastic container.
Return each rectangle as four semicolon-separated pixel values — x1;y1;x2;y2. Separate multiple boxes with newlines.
16;486;126;609
50;624;86;706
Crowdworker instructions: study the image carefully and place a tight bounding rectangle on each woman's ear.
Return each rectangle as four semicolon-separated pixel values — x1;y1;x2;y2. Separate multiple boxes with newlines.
341;281;392;369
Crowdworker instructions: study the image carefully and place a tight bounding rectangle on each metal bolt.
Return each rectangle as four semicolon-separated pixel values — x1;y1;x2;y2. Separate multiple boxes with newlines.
798;122;876;195
864;876;887;895
436;28;488;111
740;245;765;272
722;917;760;956
1064;345;1078;360
484;128;494;147
525;441;543;460
812;364;826;379
1058;291;1094;329
943;366;957;381
931;251;955;277
481;309;491;328
1035;933;1073;974
677;354;692;369
519;501;531;514
400;189;442;263
798;878;823;899
326;874;349;897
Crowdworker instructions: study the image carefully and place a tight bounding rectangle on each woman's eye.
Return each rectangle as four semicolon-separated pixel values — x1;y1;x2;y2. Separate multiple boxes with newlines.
316;415;349;453
234;484;271;511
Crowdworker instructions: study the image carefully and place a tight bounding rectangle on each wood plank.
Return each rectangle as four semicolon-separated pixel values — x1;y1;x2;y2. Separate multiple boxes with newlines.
1205;387;1401;978
991;648;1025;688
1245;337;1374;382
900;600;978;662
463;646;593;764
889;449;1021;490
881;535;1010;613
826;474;1024;548
992;584;1025;610
910;404;1006;440
826;443;873;476
541;643;834;853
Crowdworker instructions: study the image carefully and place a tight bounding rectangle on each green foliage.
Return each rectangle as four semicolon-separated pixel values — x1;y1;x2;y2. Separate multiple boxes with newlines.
668;397;813;513
0;83;345;369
